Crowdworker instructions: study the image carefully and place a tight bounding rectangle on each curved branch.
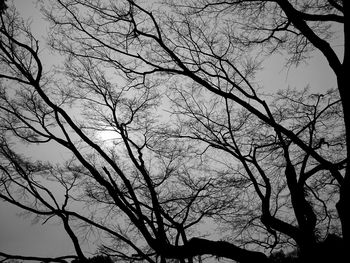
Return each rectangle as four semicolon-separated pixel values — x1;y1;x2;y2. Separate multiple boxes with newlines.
0;252;76;263
159;237;269;263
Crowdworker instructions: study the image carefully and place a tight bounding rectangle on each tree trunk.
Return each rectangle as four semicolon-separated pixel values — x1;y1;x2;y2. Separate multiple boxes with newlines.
334;0;350;250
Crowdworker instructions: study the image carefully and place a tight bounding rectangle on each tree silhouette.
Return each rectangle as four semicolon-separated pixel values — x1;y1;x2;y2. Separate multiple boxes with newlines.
0;1;348;263
0;0;7;14
72;255;113;263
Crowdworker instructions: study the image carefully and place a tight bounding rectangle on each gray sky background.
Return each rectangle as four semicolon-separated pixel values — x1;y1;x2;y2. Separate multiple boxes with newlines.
0;0;97;258
0;0;342;260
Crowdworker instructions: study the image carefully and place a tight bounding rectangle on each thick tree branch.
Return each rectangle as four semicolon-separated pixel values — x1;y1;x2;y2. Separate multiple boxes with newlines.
159;237;269;263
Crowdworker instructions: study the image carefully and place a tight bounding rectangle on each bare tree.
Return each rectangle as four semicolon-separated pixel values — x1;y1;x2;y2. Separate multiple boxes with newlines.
0;0;348;263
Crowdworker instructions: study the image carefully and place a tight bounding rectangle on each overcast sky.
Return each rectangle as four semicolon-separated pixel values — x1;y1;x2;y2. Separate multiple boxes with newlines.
0;0;341;260
0;0;97;259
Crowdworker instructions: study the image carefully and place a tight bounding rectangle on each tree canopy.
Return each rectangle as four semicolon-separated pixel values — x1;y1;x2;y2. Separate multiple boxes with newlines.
0;1;348;263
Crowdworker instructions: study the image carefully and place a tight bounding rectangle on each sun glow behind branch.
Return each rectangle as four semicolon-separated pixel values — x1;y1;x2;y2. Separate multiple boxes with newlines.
97;130;122;146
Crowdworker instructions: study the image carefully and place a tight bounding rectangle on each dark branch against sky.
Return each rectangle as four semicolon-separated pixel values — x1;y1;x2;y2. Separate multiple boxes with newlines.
0;0;347;262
